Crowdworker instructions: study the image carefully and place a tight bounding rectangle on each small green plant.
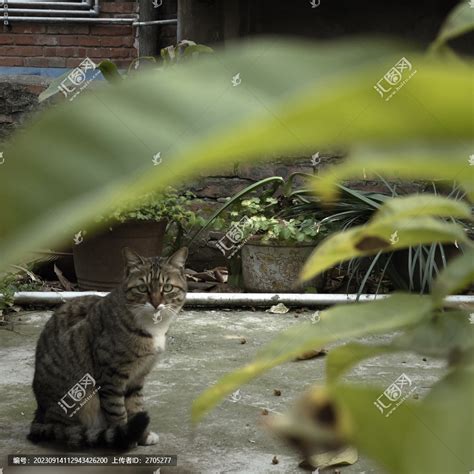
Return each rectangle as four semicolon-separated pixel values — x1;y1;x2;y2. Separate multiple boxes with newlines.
95;187;204;253
212;196;328;244
97;187;198;226
0;270;43;313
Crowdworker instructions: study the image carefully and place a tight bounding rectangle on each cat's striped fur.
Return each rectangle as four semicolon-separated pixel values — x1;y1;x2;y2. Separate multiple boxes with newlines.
28;247;188;449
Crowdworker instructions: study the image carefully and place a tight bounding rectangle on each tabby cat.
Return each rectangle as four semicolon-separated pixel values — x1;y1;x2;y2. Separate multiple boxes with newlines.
28;247;188;449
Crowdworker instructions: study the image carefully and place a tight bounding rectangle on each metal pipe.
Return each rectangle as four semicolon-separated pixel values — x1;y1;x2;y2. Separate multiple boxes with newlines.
5;292;474;307
6;8;97;15
133;18;177;26
3;1;92;7
6;15;177;24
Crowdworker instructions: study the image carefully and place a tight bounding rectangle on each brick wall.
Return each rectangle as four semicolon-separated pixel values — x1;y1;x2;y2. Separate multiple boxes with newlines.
1;0;178;69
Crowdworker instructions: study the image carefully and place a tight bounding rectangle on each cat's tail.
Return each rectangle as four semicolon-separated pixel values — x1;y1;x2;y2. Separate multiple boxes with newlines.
27;412;150;449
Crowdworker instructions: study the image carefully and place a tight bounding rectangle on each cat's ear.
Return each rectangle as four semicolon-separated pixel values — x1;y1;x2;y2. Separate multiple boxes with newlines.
167;247;188;269
122;247;145;269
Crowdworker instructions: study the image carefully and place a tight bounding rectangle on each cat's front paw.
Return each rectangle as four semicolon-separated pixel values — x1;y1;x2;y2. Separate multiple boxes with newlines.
139;431;160;446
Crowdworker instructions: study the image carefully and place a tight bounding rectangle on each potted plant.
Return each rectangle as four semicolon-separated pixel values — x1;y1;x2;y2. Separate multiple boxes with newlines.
73;188;198;290
194;172;471;294
230;197;330;292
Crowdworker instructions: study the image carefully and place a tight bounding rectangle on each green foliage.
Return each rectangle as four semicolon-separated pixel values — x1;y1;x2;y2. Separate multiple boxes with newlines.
193;168;474;473
95;188;198;228
2;39;473;271
1;29;474;472
432;247;474;303
301;194;471;281
217;197;328;244
430;2;474;53
0;271;43;312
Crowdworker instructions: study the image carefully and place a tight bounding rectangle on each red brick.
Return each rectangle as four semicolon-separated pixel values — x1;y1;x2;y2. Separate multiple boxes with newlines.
10;34;58;46
100;36;134;47
0;35;14;45
24;57;49;67
68;36;134;47
0;56;24;66
111;59;134;68
47;24;89;35
44;46;87;58
10;24;46;34
100;2;137;13
48;57;67;67
57;36;79;47
65;58;82;68
10;35;36;45
87;47;133;58
89;25;133;36
36;36;59;46
3;46;43;57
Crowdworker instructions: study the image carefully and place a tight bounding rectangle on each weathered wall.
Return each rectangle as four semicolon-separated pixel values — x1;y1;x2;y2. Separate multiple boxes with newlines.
0;0;178;69
0;75;51;139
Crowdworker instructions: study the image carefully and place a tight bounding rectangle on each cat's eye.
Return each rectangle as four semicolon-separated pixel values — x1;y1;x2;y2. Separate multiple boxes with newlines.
163;283;173;292
137;284;148;293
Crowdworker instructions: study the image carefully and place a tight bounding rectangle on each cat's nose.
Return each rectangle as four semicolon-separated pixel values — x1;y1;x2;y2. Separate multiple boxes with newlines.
151;295;163;309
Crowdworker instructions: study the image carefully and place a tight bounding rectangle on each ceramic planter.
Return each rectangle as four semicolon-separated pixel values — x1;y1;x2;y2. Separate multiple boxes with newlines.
241;241;325;292
73;220;167;290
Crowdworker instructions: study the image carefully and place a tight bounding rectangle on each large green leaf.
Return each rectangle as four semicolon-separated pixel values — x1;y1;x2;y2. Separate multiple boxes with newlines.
431;2;474;51
192;294;433;422
375;194;472;221
331;374;474;474
313;148;474;202
432;247;474;303
327;309;474;383
326;343;399;384
301;216;467;281
1;40;473;269
393;310;474;359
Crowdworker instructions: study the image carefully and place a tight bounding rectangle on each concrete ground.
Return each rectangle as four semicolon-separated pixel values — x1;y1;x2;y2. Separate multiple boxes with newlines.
0;309;446;474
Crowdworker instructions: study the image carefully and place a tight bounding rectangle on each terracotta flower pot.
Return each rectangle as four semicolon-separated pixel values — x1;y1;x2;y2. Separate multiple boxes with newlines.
73;220;167;291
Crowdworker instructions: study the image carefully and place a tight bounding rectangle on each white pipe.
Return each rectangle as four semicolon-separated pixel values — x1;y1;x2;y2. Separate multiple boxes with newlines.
4;1;92;7
4;292;474;307
6;8;97;15
6;16;177;24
